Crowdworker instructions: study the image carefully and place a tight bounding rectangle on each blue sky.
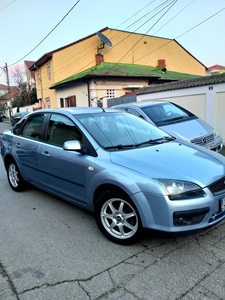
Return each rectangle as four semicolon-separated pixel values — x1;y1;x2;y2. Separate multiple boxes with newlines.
0;0;225;85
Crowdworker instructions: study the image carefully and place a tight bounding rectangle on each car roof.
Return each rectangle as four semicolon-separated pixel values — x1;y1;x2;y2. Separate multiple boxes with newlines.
27;107;119;115
112;100;170;108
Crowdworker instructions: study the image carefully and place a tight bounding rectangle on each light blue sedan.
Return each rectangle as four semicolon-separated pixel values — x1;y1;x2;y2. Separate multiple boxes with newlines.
1;107;225;245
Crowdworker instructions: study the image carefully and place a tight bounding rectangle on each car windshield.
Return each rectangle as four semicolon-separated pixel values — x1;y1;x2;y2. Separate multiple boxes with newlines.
141;102;196;126
76;112;173;150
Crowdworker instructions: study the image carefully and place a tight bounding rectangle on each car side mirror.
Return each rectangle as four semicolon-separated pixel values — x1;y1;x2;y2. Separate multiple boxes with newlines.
63;140;84;153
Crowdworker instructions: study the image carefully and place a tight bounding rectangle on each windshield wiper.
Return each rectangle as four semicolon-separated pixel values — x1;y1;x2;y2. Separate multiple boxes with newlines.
167;116;189;122
104;137;175;150
135;136;174;147
104;144;135;150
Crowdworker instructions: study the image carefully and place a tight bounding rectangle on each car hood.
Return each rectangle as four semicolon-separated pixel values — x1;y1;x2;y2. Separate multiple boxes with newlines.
110;141;225;187
159;118;214;141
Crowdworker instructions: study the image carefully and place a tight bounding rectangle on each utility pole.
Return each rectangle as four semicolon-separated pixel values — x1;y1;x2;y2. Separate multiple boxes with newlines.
5;63;11;94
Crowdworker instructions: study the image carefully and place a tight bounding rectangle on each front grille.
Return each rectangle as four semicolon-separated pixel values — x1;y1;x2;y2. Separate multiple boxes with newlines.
191;134;214;146
208;177;225;195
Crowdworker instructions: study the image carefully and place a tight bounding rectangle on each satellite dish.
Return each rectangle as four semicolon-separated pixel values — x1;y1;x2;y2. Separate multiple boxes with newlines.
96;31;112;52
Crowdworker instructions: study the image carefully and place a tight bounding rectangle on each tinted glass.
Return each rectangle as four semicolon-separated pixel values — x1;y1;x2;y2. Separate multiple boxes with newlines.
21;113;46;140
127;107;144;118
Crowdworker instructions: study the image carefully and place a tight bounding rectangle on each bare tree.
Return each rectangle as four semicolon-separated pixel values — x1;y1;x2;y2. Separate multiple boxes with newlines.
12;65;25;92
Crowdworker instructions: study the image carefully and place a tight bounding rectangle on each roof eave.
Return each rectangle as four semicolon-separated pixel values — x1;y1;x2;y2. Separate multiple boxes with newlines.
49;74;161;90
29;53;53;70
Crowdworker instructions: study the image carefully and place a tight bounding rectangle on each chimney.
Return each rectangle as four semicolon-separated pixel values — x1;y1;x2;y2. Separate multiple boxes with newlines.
156;59;166;68
95;53;104;65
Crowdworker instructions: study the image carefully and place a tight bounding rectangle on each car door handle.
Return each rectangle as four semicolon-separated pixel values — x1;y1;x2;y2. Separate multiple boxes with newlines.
15;143;21;148
41;151;51;158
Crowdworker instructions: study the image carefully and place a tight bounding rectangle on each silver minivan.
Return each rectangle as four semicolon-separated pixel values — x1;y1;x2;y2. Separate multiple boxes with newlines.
112;100;223;152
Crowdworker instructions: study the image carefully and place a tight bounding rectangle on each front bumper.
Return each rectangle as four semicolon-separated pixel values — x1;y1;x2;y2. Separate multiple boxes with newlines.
132;188;225;234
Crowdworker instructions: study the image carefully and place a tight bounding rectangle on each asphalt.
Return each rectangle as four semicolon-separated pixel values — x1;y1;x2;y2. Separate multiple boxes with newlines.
0;119;225;299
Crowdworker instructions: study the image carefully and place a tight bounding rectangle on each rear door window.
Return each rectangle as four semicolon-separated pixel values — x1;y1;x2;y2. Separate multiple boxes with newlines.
21;114;46;140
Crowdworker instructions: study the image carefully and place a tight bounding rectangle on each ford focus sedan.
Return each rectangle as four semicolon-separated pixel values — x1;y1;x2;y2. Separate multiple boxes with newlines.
1;107;225;245
112;101;223;152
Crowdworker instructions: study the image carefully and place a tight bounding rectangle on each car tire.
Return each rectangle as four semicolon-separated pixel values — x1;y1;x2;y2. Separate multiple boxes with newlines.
7;160;27;192
95;190;142;245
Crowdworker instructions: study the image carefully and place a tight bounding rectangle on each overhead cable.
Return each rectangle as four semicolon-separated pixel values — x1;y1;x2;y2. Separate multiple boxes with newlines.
8;0;81;67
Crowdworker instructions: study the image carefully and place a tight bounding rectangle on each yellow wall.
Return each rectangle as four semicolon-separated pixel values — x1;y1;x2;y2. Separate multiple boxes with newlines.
36;28;206;108
104;29;205;76
35;64;56;108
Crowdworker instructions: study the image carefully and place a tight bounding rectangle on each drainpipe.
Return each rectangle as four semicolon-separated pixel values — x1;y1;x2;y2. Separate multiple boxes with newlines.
82;80;91;107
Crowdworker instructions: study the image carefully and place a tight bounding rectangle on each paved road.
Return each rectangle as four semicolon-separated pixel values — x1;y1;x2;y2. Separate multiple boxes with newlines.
0;120;225;300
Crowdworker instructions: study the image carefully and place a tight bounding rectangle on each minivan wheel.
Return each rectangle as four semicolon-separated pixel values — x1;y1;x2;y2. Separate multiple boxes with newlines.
95;190;142;245
7;160;26;192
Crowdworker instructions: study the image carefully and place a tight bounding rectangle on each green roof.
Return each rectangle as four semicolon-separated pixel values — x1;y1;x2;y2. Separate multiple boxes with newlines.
50;62;202;89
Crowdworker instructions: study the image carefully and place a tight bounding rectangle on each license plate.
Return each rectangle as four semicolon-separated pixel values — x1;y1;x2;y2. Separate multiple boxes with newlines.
220;197;225;212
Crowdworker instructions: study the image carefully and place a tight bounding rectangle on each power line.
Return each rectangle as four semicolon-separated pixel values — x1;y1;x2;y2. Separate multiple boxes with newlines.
152;0;195;35
96;0;177;78
119;0;174;32
6;1;224;85
135;5;225;63
0;0;16;13
36;0;177;83
115;0;157;29
176;6;225;39
8;0;81;67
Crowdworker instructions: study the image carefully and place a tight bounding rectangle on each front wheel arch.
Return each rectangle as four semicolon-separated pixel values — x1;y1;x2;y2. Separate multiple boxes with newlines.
95;188;143;245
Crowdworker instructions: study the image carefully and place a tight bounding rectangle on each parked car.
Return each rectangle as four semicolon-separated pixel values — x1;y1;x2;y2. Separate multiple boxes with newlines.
1;107;225;245
11;111;29;126
112;101;223;152
0;112;3;122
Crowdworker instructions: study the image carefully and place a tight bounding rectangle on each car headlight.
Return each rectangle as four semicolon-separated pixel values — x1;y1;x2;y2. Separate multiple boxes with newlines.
214;130;220;138
154;179;206;200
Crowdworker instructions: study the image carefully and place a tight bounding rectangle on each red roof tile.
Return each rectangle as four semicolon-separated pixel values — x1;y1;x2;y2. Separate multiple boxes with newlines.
208;64;225;70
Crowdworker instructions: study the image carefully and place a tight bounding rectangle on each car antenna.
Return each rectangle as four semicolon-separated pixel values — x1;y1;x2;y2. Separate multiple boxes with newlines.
91;98;105;112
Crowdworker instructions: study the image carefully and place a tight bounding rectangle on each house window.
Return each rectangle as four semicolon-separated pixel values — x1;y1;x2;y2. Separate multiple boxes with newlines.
106;89;115;98
60;98;64;107
65;95;76;107
46;62;51;80
37;70;41;85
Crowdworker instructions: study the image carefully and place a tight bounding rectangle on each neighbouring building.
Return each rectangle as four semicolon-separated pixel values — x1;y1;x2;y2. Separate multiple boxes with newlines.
206;64;225;76
29;27;206;109
0;84;9;96
0;86;20;118
24;60;36;91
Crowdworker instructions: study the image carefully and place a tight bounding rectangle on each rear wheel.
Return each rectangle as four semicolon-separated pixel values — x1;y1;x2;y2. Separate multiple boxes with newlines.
95;190;142;245
7;160;27;192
